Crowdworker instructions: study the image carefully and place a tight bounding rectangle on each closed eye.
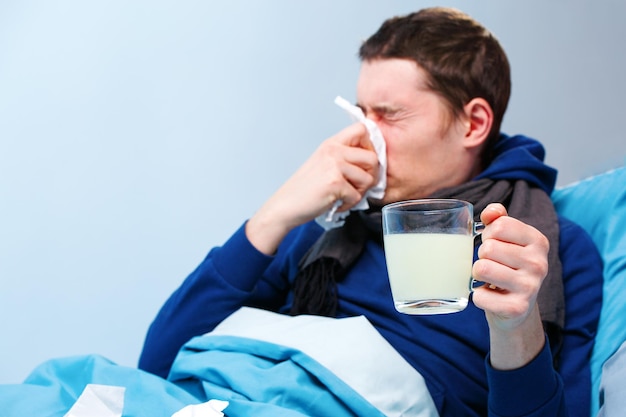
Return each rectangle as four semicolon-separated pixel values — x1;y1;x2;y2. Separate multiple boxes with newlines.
357;104;403;122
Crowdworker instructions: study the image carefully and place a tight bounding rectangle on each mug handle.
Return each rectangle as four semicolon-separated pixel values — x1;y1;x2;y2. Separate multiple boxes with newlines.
473;221;485;237
469;221;485;291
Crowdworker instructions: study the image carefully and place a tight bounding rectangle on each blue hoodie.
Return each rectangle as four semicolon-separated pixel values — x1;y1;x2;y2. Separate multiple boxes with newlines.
139;134;603;417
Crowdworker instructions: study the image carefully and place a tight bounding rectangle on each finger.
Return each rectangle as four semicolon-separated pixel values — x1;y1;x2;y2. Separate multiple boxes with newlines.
326;162;378;212
478;215;550;285
320;127;379;181
481;215;548;250
471;261;541;317
333;122;375;151
342;145;380;177
473;257;537;293
478;236;526;271
340;161;377;194
472;257;516;291
471;284;533;321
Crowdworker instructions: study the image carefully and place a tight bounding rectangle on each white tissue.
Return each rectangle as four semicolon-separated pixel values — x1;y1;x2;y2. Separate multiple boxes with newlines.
63;384;125;417
171;400;229;417
315;96;387;230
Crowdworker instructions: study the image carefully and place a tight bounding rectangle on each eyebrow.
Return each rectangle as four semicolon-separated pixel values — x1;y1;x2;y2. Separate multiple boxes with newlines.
356;103;401;115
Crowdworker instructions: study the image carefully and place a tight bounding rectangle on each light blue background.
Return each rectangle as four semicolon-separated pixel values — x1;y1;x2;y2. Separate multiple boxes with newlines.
1;0;624;383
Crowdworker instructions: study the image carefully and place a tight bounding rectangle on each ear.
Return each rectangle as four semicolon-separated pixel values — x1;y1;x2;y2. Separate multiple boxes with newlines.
461;98;493;149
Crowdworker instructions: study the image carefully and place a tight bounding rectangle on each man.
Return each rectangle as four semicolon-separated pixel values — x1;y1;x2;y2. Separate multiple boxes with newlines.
139;7;603;417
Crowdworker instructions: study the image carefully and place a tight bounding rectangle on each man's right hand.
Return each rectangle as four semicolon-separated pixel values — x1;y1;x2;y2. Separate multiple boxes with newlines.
245;122;380;255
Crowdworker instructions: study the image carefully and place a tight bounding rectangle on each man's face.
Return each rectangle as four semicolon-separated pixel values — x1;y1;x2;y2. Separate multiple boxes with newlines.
356;58;473;204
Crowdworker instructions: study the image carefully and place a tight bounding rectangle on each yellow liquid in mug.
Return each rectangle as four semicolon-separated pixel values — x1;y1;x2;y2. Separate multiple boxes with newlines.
383;233;473;314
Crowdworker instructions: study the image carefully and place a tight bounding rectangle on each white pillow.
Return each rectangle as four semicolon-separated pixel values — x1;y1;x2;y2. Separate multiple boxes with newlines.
209;307;438;417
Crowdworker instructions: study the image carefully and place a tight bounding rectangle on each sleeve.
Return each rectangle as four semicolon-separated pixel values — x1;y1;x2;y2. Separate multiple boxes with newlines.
487;340;567;417
486;217;603;417
137;222;290;378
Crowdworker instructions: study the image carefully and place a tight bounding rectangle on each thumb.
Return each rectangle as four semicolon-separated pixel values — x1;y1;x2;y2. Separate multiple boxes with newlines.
480;203;508;225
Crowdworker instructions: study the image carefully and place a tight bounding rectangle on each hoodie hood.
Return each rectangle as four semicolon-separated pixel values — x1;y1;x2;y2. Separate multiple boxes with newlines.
475;134;558;195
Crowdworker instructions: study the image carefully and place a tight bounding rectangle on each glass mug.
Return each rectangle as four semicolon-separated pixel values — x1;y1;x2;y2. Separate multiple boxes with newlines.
382;199;484;315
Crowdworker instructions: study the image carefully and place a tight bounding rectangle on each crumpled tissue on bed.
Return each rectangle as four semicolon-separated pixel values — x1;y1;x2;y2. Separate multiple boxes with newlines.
63;384;124;417
63;384;229;417
172;399;229;417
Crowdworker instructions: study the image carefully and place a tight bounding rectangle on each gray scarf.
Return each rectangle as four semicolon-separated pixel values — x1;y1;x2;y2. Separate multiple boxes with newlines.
290;178;564;349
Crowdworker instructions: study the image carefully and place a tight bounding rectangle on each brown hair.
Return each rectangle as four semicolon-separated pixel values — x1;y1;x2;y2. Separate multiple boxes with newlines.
359;7;510;166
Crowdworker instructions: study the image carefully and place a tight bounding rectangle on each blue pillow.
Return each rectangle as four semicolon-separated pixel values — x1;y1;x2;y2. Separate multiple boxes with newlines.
552;166;626;415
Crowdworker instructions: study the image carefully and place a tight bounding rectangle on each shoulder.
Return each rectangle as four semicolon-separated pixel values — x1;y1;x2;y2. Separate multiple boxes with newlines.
557;215;603;287
558;215;595;245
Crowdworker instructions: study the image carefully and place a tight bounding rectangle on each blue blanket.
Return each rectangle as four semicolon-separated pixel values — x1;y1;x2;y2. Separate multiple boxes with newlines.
0;335;383;417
